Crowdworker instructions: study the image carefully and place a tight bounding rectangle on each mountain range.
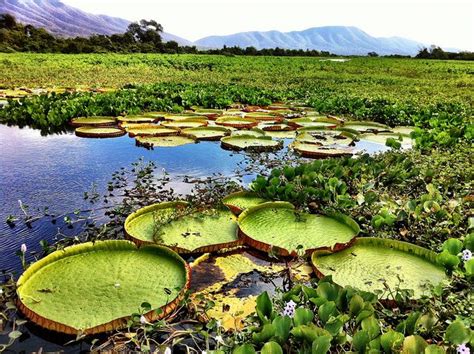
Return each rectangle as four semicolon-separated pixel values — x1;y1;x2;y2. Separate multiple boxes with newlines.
1;0;431;55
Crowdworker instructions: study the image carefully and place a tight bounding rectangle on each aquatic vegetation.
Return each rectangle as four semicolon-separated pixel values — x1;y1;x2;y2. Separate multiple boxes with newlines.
220;135;283;151
222;191;268;215
75;127;126;138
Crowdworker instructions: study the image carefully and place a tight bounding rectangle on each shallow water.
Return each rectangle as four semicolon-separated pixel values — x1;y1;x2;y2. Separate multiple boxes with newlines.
0;123;391;351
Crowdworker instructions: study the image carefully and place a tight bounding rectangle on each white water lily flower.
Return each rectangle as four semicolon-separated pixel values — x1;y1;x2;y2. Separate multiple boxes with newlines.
456;343;470;354
20;243;27;253
462;249;472;261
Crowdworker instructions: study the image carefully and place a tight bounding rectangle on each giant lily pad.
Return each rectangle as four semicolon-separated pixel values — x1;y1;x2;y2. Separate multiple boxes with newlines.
192;109;224;119
75;127;125;138
311;238;448;299
222;191;268;215
221;135;282;152
163;114;205;121
135;135;197;148
359;133;413;147
125;202;241;253
230;128;266;138
17;240;190;334
126;124;179;137
117;115;159;123
70;116;117;127
288;117;339;129
343;121;391;133
162;119;208;129
295;130;355;146
291;141;356;158
182;126;230;141
238;202;359;256
216;117;259;129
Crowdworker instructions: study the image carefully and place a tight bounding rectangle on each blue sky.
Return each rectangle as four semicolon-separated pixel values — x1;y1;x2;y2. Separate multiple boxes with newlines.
62;0;474;50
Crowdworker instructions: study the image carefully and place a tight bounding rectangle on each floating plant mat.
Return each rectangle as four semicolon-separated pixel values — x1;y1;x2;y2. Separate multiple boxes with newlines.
222;191;268;215
75;127;126;138
311;238;448;299
70;116;117;127
192;109;224;118
182;126;230;140
291;141;356;158
221;135;282;152
359;132;413;146
288;118;338;129
342;121;391;133
295;130;355;146
238;202;359;256
125;202;240;253
265;130;297;139
189;251;312;330
259;123;294;131
17;240;190;334
126;124;179;137
163;114;205;121
135;135;196;148
230;128;265;138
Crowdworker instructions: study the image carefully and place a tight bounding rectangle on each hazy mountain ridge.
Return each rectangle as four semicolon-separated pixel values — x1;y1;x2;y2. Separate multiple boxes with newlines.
0;0;193;45
196;26;426;55
1;0;432;55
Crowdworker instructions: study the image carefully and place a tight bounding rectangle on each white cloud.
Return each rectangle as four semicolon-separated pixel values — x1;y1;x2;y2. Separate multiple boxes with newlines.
62;0;474;50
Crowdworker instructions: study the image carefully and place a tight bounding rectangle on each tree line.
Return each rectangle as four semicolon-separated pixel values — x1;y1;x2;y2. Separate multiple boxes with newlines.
1;14;472;59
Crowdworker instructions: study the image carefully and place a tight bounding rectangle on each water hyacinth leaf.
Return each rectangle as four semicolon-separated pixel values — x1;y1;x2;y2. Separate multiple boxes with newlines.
16;240;190;334
361;316;381;340
252;324;276;343
312;238;448;299
256;291;274;323
465;258;474;276
396;311;421;335
316;281;340;302
442;238;463;255
464;233;474;251
444;321;471;345
272;315;292;344
311;336;332;354
401;335;428;354
294;308;314;326
238;202;358;256
424;345;446;354
261;341;283;354
291;324;331;343
233;344;257;354
380;330;404;353
349;294;365;317
353;329;370;353
318;301;337;324
436;250;460;270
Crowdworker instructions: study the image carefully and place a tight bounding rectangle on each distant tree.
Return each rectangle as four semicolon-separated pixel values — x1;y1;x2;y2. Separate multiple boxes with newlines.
368;51;379;57
126;19;163;46
0;14;16;29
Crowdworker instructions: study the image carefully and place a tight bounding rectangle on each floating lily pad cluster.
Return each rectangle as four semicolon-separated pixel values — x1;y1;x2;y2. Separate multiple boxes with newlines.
17;189;443;335
69;104;414;156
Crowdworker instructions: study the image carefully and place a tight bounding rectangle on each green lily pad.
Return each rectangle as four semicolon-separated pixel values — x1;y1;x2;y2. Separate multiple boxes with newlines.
135;135;197;148
216;116;259;129
162;119;208;129
288;117;339;129
290;141;356;158
222;191;268;215
126;124;179;137
392;126;416;135
295;130;355;146
343;121;391;133
259;123;294;131
125;202;240;253
17;240;190;334
311;238;448;299
70;116;117;127
75;127;125;138
193;109;224;119
221;135;283;152
265;130;297;139
163;114;205;121
117;115;159;123
231;128;266;138
182;126;230;141
238;202;359;256
244;112;283;122
359;133;413;146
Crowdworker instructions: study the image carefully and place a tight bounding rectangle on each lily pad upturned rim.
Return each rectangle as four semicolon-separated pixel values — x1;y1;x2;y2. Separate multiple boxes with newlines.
125;202;242;253
220;135;283;152
311;237;446;300
215;116;259;129
291;141;355;158
126;125;180;137
117;116;160;123
125;201;190;246
222;190;268;215
182;126;231;141
237;201;359;257
70;116;117;127
75;127;126;138
16;240;191;335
